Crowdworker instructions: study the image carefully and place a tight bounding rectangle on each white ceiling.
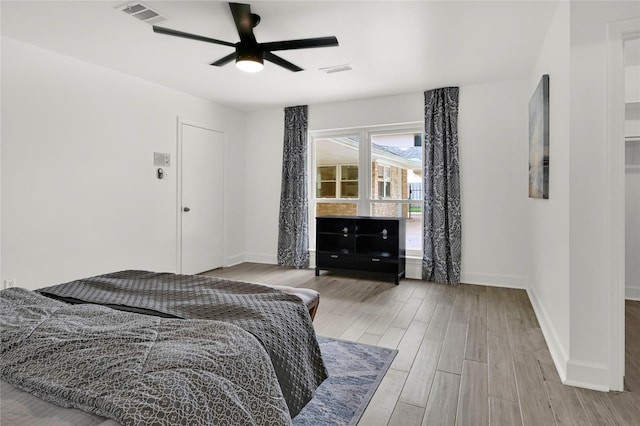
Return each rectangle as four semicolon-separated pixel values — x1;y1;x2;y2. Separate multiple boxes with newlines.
0;1;559;112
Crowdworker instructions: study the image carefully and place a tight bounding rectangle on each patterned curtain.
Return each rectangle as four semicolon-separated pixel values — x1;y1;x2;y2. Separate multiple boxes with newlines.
277;105;310;268
422;87;462;284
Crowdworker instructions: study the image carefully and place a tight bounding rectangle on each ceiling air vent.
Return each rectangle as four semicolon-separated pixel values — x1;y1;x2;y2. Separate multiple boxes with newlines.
320;64;353;74
119;2;166;25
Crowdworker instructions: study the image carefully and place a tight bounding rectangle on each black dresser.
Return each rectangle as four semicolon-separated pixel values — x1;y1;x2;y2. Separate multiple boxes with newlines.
315;216;406;284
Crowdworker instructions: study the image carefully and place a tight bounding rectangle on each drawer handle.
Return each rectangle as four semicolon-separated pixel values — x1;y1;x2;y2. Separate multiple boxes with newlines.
371;258;381;262
331;255;339;259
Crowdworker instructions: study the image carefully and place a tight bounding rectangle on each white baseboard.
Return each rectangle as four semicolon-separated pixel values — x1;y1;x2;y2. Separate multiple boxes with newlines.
461;272;529;289
526;286;569;384
244;252;278;265
564;360;610;392
405;257;422;280
404;259;530;287
626;286;640;300
527;286;612;391
225;254;245;268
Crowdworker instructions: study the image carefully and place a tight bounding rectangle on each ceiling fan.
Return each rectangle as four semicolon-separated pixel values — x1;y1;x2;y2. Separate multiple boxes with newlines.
152;2;339;73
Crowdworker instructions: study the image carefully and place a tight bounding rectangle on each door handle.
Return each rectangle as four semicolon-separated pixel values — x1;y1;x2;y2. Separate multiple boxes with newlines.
183;207;191;212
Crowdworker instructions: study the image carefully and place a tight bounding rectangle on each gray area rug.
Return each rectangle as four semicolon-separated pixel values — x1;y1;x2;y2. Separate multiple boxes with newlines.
294;337;397;426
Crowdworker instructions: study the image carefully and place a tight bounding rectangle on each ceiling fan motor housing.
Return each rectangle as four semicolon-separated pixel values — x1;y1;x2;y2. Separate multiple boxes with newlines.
236;42;264;65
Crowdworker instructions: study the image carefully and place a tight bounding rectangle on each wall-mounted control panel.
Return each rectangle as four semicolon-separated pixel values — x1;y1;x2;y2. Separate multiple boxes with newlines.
154;152;170;180
154;152;170;167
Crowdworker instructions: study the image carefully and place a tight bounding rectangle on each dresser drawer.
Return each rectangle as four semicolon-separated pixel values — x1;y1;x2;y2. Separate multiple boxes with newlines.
356;255;399;274
316;252;356;269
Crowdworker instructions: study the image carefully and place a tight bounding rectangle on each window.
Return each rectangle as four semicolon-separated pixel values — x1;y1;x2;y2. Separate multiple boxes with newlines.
340;165;359;198
311;126;423;254
315;164;358;198
376;165;391;199
314;135;360;218
316;166;336;198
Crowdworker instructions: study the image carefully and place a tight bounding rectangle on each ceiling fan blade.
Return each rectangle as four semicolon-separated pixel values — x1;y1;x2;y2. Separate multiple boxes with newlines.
153;26;235;47
210;52;237;67
262;36;339;52
264;52;303;72
229;2;257;44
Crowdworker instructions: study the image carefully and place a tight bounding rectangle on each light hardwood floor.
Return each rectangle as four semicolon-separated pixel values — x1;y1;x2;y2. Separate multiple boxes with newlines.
203;263;640;425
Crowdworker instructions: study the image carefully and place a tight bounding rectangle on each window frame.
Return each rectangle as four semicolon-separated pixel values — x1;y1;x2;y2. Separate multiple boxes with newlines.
309;122;424;256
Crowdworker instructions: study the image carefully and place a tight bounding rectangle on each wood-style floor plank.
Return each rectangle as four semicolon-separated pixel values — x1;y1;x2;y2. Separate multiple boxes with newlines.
465;314;487;363
358;368;408;426
455;360;489;426
392;321;429;372
486;287;509;336
366;300;405;336
511;348;557;426
423;371;460;426
489;397;522;426
625;300;640;392
575;388;625;426
388;402;425;426
340;312;378;341
202;264;640;426
392;297;422;329
399;338;442;407
487;333;519;402
378;326;407;349
545;382;591;426
425;302;453;341
437;322;468;375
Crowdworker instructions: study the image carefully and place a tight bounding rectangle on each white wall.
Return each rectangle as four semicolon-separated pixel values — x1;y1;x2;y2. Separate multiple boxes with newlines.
244;108;284;264
458;81;530;288
245;85;531;285
568;1;640;389
1;37;246;289
309;92;423;131
526;0;572;382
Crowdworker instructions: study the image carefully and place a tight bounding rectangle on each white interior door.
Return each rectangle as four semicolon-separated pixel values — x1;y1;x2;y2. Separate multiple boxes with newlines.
180;123;225;274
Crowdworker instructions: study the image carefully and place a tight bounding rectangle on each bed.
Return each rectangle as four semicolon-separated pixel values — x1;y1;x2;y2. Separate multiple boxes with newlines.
1;270;327;426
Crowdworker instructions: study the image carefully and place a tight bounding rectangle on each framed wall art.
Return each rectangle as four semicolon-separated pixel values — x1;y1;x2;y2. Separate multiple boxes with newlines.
529;74;550;199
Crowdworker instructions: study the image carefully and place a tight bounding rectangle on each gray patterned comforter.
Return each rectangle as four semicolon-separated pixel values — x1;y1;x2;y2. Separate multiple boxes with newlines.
0;288;291;425
38;270;328;417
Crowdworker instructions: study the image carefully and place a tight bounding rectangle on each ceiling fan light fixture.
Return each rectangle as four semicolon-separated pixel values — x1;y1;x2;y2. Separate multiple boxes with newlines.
235;43;264;72
236;58;264;72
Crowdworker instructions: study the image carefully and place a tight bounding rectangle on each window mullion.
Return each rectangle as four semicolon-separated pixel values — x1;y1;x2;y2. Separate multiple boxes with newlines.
336;164;341;198
359;129;371;215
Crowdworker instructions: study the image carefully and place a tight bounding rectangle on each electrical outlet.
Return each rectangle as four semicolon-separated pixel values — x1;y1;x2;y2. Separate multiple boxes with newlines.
3;278;16;289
